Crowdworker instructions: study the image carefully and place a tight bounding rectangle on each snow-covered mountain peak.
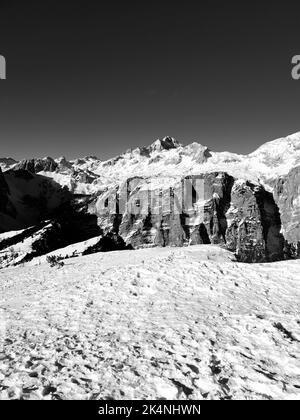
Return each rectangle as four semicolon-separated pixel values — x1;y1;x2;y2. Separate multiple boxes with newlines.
246;132;300;173
148;136;182;152
250;132;300;157
181;142;212;162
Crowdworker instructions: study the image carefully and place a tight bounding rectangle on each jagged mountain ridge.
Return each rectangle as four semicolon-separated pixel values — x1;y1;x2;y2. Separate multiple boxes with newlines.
2;132;300;193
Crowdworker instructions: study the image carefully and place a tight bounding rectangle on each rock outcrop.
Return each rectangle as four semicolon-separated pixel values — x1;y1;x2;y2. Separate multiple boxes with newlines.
225;181;284;262
273;166;300;258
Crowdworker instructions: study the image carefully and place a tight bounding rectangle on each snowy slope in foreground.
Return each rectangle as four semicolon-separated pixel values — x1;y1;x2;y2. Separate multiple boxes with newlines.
0;245;299;400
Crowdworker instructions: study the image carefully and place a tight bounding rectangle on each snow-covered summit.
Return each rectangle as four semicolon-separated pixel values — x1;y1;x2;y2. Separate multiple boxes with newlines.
147;136;182;152
248;132;300;170
251;132;300;157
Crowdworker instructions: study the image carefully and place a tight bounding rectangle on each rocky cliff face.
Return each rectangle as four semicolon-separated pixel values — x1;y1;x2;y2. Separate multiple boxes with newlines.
0;168;294;266
89;173;284;262
273;166;300;258
225;181;284;262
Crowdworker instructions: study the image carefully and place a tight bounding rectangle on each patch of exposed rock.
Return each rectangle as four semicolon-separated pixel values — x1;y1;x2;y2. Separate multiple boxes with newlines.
273;166;300;258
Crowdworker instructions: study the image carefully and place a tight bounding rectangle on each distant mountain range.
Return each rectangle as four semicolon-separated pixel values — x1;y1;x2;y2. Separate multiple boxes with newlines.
0;132;299;268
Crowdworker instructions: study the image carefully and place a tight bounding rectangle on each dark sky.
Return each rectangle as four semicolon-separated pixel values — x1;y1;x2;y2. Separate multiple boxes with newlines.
0;1;300;160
